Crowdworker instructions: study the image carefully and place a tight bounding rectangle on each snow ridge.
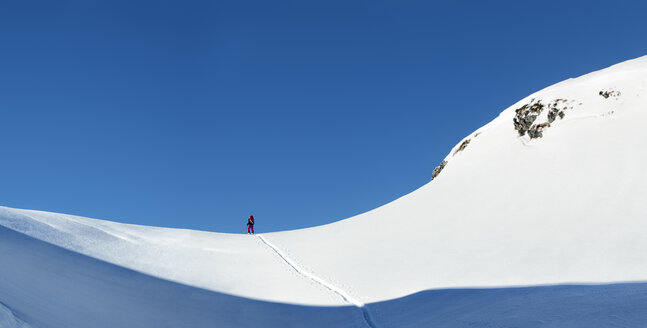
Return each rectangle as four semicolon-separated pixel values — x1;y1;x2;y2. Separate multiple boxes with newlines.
257;235;377;328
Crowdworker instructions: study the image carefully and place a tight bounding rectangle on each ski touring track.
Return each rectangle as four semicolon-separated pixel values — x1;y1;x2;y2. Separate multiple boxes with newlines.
257;235;377;328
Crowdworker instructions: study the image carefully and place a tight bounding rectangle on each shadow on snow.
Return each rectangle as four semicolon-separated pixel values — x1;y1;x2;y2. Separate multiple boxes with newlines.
1;225;647;328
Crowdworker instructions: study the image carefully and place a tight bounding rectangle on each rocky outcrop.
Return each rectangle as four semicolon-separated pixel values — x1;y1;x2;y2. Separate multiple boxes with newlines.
513;98;569;139
599;90;621;99
453;139;471;156
527;122;551;139
513;100;544;137
431;160;447;181
547;107;565;123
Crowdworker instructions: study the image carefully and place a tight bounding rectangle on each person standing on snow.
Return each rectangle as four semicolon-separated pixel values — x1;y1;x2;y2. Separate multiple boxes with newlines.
247;215;255;234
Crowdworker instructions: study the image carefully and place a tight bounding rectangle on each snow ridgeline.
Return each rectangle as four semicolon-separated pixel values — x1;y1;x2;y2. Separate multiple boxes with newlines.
1;55;647;327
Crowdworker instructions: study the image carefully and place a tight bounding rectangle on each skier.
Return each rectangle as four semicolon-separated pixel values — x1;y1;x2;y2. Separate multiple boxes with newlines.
247;215;255;234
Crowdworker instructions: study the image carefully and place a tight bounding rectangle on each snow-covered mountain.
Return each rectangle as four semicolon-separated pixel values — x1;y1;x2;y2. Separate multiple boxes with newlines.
1;55;647;327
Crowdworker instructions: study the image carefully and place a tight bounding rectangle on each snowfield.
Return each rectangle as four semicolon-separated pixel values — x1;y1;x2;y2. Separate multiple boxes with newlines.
1;55;647;327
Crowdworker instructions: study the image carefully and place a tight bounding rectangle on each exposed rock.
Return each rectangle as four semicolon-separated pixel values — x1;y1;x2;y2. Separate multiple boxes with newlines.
547;107;565;123
431;160;447;181
527;122;550;139
547;108;559;123
453;139;471;156
513;101;544;136
599;90;621;99
513;98;569;139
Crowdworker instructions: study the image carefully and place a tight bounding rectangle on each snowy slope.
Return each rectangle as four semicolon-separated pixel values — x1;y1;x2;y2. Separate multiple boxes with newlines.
0;206;343;306
266;55;647;303
1;55;647;327
0;225;365;328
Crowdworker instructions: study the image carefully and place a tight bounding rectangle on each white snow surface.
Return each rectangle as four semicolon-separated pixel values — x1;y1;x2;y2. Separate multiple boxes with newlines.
1;55;647;327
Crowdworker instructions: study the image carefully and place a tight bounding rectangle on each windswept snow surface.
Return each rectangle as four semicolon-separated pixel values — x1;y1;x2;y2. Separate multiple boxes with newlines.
0;225;366;328
1;55;647;327
0;206;343;306
0;301;30;328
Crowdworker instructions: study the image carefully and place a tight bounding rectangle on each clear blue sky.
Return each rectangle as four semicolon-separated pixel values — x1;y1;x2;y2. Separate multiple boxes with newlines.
1;0;646;233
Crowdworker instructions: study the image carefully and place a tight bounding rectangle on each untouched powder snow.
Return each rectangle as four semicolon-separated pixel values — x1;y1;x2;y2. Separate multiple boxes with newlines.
1;55;647;327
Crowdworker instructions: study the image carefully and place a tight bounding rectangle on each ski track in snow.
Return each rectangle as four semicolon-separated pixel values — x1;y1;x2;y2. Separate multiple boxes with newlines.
257;235;377;328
